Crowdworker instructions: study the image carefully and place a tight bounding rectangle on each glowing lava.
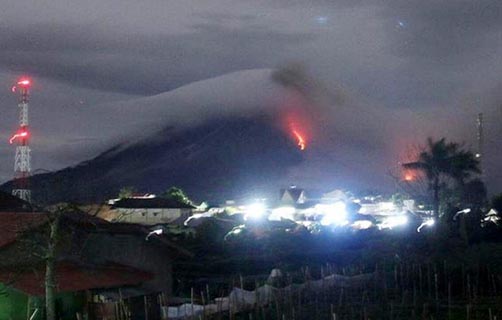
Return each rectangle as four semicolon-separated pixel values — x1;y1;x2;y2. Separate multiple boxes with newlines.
292;130;306;151
403;170;416;181
280;92;313;152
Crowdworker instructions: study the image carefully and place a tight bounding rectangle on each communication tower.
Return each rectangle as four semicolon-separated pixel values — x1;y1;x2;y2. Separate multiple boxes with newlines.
476;113;483;176
10;78;32;202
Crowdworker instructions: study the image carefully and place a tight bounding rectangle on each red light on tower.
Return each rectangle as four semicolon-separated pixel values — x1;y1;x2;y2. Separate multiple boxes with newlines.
12;77;31;93
17;78;31;87
9;130;29;144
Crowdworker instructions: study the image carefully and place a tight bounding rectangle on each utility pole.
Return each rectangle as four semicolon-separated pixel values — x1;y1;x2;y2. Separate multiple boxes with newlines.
476;113;483;177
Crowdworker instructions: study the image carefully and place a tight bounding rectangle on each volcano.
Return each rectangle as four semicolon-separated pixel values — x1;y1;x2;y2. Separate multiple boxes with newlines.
1;116;304;204
0;69;319;204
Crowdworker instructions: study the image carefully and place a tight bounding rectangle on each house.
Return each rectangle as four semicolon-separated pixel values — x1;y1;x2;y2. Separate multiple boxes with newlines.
279;186;307;205
0;192;191;320
110;197;195;225
321;189;349;203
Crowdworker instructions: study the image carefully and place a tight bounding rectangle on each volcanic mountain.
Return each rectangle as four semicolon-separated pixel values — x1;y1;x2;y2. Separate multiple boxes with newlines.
5;67;456;204
1;69;313;204
18;116;304;204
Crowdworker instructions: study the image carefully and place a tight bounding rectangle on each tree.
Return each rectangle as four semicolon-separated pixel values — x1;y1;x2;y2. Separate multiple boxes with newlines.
162;186;192;205
4;204;68;320
402;138;480;220
492;193;502;216
118;186;136;199
461;178;487;209
45;206;63;320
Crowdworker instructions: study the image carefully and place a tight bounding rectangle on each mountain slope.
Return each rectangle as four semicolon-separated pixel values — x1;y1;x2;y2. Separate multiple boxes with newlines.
2;116;303;204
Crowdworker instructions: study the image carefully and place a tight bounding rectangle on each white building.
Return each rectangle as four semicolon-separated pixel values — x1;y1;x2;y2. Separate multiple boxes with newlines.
279;187;307;205
111;197;195;225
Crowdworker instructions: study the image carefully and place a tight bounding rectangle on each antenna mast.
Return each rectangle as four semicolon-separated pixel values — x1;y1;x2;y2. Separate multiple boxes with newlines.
476;112;483;176
10;78;32;202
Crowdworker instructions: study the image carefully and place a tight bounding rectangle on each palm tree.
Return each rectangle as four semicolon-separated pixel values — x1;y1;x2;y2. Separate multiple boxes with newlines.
402;138;480;220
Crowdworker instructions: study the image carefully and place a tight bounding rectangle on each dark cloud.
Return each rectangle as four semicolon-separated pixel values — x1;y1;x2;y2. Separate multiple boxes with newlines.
384;1;502;60
264;0;502;106
0;22;314;95
350;1;502;109
264;0;365;9
195;12;261;24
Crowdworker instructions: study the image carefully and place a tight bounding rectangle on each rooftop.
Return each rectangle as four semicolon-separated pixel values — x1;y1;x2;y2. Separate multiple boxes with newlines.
112;197;195;209
0;261;151;296
0;212;48;248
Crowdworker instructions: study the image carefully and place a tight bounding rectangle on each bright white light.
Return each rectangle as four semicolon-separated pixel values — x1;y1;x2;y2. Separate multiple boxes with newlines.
244;203;266;220
379;215;408;230
453;208;471;221
300;221;314;228
321;218;349;227
358;206;368;214
417;219;434;232
145;228;163;240
184;211;215;226
318;202;348;226
379;202;395;211
351;220;373;230
483;210;500;224
388;215;408;227
269;206;295;221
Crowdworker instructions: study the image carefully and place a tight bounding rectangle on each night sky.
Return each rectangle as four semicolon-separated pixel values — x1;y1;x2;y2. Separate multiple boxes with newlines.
0;1;501;194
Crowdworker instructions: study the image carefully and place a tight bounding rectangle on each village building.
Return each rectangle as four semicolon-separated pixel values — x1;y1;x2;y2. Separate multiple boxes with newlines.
110;197;195;225
279;186;307;205
0;191;191;320
321;189;349;203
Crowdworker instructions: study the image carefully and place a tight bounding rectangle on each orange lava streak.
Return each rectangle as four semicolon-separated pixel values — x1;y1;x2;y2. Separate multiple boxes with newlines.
292;130;306;151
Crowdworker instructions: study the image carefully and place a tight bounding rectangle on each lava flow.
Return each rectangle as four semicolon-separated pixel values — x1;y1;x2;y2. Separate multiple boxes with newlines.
292;129;306;151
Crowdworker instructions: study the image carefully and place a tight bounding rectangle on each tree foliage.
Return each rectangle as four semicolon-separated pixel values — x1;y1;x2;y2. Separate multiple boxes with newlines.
402;138;480;219
492;193;502;215
118;186;136;199
162;186;192;205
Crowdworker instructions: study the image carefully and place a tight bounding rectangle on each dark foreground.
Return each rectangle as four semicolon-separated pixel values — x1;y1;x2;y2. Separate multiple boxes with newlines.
171;221;502;319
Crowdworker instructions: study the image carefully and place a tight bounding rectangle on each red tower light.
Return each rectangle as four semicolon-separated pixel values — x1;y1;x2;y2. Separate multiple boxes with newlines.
17;78;31;87
9;130;29;144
